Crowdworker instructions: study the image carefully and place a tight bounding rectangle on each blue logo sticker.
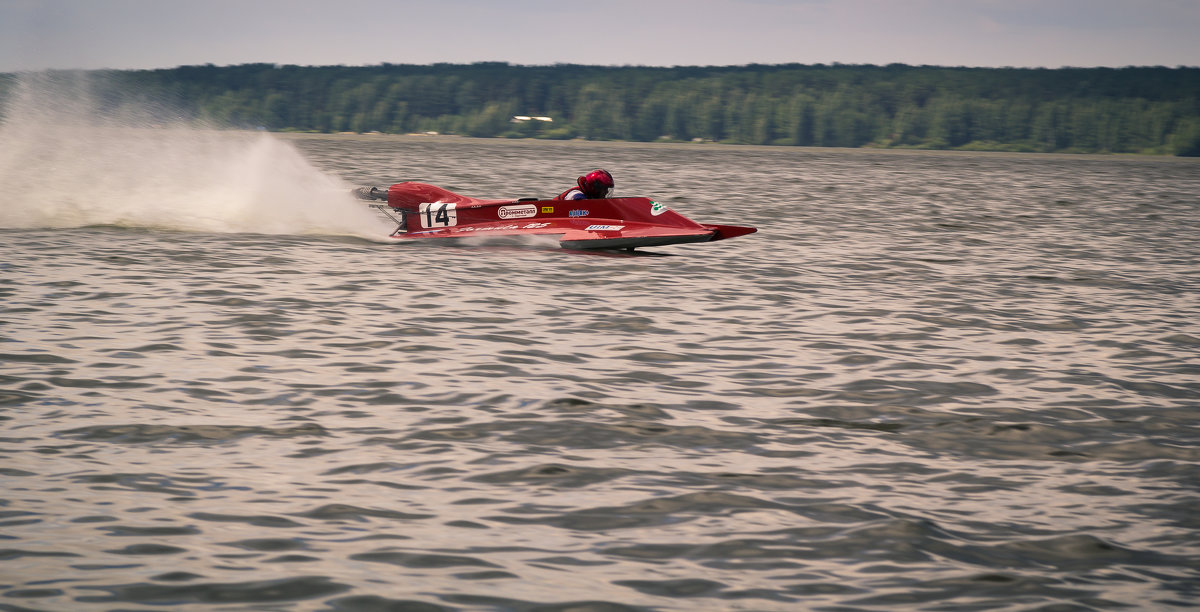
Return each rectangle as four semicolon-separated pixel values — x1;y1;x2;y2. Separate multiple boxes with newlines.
568;209;590;217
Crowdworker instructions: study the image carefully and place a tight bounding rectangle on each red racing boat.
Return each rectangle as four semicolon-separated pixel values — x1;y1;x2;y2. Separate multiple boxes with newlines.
353;182;756;251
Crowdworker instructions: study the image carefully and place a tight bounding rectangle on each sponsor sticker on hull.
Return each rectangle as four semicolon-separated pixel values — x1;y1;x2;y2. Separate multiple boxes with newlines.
498;204;538;219
585;224;625;232
541;206;555;214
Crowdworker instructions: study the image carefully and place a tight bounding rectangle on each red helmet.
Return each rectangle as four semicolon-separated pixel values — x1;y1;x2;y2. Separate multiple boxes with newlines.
577;169;614;198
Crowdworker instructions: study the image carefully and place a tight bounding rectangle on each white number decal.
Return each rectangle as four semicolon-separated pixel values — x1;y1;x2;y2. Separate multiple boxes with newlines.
419;202;458;228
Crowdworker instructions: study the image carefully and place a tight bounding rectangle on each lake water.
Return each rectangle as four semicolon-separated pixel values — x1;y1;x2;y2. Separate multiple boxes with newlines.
2;123;1199;611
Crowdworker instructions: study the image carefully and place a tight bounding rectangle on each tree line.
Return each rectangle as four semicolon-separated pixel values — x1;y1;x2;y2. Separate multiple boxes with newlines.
5;62;1200;155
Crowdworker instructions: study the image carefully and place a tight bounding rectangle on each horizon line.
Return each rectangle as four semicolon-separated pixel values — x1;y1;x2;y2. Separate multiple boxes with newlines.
5;60;1199;75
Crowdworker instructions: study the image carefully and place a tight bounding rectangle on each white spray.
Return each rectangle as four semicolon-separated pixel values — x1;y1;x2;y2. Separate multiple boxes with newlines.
0;72;389;238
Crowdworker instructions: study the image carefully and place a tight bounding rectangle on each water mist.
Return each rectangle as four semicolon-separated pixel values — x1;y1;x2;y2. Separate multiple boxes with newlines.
0;72;388;238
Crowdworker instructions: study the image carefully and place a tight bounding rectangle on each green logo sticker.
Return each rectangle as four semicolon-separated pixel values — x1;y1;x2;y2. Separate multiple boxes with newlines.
650;200;669;216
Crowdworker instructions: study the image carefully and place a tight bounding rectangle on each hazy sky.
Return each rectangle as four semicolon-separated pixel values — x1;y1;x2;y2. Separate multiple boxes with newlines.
2;0;1198;72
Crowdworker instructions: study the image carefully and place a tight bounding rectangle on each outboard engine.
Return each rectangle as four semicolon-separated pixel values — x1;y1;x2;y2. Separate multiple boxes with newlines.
354;186;406;235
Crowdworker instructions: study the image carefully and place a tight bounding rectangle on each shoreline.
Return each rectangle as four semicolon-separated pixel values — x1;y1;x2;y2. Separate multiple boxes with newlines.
274;131;1199;161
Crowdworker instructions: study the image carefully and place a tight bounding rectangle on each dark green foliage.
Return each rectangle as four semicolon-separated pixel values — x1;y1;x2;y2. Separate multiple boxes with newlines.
4;63;1198;155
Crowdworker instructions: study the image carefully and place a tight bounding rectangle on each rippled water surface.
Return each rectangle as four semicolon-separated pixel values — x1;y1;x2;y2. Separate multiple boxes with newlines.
2;131;1199;611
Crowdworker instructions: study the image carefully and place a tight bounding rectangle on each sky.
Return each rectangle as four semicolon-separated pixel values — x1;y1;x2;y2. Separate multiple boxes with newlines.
1;0;1198;72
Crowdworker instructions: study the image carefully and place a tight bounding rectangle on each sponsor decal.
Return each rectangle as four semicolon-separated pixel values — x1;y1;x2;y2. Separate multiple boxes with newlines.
456;224;522;232
568;209;590;218
522;222;551;229
585;224;625;232
498;204;538;219
541;206;555;214
650;200;669;216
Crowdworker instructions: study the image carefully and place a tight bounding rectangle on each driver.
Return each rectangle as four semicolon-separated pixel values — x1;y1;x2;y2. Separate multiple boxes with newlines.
557;169;614;200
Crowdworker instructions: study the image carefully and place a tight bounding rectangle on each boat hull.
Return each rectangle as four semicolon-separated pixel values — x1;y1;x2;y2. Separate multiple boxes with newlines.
361;182;756;250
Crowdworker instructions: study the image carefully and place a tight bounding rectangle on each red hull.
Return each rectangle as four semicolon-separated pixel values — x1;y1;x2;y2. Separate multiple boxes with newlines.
361;182;756;250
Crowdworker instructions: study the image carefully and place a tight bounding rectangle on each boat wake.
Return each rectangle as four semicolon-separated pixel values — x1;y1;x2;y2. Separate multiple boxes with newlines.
0;72;388;238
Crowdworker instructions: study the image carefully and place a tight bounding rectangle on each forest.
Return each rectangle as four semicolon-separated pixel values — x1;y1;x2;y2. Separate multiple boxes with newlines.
4;62;1200;155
